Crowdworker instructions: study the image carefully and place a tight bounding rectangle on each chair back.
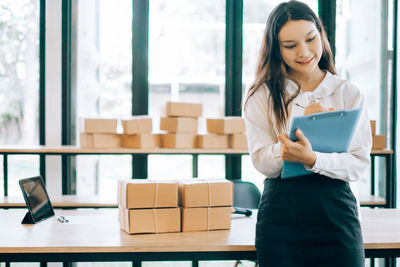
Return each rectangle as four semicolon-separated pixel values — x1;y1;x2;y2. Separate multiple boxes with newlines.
232;180;261;209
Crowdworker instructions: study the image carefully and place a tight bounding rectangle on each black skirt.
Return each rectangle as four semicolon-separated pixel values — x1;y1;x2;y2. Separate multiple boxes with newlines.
255;174;365;267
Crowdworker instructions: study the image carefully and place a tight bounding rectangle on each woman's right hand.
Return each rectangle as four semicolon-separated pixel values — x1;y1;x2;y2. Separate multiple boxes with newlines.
304;102;335;115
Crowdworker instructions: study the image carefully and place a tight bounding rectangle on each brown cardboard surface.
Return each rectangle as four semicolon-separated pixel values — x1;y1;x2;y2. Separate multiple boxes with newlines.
197;134;229;149
179;179;233;207
372;135;386;150
160;117;198;133
92;133;121;148
181;207;231;232
122;116;152;134
166;102;202;118
160;133;197;148
206;117;246;134
82;118;117;134
120;207;181;234
370;120;376;136
229;134;248;149
118;180;178;209
80;133;121;148
80;133;93;148
121;133;158;148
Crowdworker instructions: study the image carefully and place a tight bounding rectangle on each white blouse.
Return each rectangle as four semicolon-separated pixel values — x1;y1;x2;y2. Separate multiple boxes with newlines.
243;72;372;182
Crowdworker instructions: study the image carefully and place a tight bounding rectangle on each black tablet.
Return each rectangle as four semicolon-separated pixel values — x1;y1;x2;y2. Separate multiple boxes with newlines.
19;176;55;224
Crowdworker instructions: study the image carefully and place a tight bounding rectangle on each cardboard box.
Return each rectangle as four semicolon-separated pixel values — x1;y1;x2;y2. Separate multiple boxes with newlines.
118;180;178;209
179;179;233;208
160;117;198;133
206;117;246;134
197;134;228;149
122;116;152;134
372;135;385;150
160;133;197;148
120;207;181;234
166;102;202;118
370;120;376;136
121;133;158;149
80;133;121;148
181;207;231;232
82;118;117;134
229;134;248;149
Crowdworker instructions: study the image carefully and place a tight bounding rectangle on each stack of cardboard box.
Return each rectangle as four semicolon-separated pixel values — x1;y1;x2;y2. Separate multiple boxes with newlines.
80;118;121;148
159;101;202;148
121;116;160;148
370;120;386;150
179;179;233;232
118;180;181;234
199;117;247;149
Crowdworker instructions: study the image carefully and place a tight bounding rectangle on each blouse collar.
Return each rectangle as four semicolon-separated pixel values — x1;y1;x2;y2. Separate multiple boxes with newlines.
285;71;336;99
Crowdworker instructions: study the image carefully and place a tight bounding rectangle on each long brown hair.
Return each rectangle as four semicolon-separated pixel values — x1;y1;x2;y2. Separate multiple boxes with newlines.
243;0;336;130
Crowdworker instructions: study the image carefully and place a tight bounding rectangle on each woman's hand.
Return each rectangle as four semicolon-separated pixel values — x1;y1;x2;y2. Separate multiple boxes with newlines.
278;129;316;168
304;102;335;115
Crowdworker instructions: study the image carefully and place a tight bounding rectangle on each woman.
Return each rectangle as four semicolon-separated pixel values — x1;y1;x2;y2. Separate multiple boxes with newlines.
242;1;372;266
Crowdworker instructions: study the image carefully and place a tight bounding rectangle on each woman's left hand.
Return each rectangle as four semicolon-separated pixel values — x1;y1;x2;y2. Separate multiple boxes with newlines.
278;129;316;168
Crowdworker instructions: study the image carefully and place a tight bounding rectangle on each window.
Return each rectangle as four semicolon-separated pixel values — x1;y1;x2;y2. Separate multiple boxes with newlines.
0;0;40;196
73;0;132;195
148;0;226;179
336;0;388;197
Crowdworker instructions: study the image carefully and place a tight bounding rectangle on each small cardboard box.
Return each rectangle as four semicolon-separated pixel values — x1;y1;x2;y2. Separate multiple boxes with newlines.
181;206;231;232
122;116;152;135
121;133;158;149
160;117;198;133
206;117;246;134
166;102;202;118
370;120;376;136
118;180;178;209
160;133;197;148
372;135;385;150
229;134;248;149
179;179;233;208
197;134;228;149
119;207;181;234
82;118;117;134
80;133;121;148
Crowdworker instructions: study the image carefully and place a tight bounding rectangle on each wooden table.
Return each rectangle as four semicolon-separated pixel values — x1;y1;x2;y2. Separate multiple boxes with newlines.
0;195;117;208
0;208;399;264
0;195;385;209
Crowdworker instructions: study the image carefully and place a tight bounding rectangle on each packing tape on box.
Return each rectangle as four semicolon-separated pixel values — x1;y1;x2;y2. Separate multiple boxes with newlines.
208;182;211;206
153;209;159;233
207;207;211;230
154;183;158;208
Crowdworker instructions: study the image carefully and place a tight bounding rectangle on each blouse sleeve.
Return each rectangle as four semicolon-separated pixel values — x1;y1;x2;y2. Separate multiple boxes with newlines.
309;89;372;182
243;90;283;178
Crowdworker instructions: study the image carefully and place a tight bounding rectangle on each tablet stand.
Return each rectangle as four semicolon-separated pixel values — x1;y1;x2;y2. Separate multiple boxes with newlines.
21;211;35;224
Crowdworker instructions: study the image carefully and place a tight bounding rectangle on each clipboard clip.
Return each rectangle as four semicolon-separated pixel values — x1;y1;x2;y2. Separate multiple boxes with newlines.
309;110;346;120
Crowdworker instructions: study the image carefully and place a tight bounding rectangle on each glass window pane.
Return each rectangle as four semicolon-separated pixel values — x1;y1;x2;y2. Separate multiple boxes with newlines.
198;155;225;178
0;1;40;196
148;155;192;180
74;0;132;195
148;0;225;178
336;0;384;196
8;156;40;197
0;1;40;146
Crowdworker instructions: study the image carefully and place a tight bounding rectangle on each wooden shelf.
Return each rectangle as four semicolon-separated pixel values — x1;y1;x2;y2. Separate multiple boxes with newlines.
360;195;386;207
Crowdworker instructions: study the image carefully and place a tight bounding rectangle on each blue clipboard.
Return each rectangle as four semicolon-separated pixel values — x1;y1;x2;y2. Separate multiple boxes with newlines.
281;108;361;179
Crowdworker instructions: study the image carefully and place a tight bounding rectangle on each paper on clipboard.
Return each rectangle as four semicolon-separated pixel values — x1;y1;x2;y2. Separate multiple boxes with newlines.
281;108;362;179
